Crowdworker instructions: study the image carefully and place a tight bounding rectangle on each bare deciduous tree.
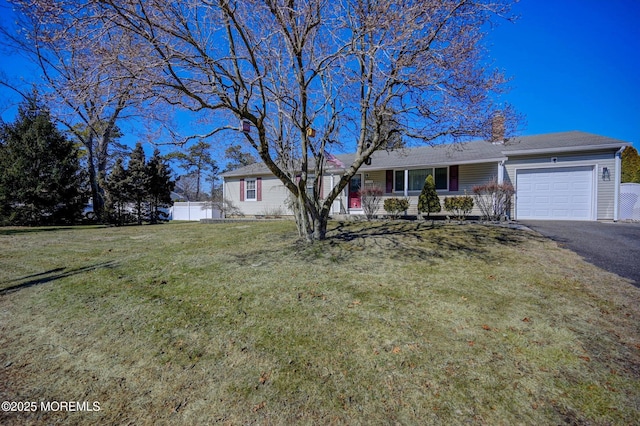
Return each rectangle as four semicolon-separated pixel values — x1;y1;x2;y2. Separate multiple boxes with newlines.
1;0;176;220
20;0;517;240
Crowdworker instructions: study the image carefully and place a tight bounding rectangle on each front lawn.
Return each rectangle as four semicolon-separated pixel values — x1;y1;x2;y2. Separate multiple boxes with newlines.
1;221;639;424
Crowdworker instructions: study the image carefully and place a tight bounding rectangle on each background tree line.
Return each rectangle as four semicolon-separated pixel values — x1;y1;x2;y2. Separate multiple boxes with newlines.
102;142;175;226
0;97;86;226
0;96;179;226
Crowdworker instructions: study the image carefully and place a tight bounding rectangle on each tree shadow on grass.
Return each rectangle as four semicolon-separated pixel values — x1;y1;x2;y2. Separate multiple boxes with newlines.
0;261;118;295
309;221;543;265
227;221;543;268
0;225;107;236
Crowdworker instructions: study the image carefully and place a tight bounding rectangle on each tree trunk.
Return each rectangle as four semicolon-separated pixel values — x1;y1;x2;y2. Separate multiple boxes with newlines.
86;151;104;221
313;215;328;241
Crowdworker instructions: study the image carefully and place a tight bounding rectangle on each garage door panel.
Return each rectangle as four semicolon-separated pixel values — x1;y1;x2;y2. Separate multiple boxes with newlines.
535;183;550;191
516;166;593;220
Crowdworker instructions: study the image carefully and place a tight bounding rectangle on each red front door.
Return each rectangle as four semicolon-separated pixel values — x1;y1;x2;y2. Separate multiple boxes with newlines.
349;175;362;209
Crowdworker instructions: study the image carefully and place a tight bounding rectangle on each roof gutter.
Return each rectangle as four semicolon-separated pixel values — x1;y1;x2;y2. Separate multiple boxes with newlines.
614;145;627;221
503;143;627;156
358;157;509;170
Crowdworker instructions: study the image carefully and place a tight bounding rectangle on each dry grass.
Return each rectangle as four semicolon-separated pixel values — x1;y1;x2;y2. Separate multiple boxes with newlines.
1;221;639;425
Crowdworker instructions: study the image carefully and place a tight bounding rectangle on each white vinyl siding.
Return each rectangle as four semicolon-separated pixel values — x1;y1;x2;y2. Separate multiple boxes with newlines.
224;176;293;216
458;162;498;192
504;150;618;220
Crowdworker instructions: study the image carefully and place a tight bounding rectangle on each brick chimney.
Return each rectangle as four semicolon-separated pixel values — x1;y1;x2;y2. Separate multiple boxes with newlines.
491;112;505;144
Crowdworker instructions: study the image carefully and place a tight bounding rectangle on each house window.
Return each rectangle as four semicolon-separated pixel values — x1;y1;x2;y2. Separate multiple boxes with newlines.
245;178;256;200
434;167;448;190
395;167;448;192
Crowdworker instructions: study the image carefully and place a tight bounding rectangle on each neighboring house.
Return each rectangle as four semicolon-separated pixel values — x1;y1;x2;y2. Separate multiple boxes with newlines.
221;131;630;221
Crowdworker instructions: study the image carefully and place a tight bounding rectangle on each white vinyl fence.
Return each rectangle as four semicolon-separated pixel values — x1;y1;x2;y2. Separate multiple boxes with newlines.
620;183;640;221
170;202;222;221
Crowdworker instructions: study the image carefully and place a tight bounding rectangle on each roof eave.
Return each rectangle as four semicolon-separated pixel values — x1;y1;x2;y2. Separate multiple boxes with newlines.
359;157;508;171
503;143;630;156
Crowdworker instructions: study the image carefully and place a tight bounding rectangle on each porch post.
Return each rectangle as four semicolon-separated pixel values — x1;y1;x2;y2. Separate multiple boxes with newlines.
404;169;409;197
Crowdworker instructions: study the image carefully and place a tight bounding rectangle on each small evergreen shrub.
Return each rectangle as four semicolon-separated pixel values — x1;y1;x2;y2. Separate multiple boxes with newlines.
383;197;410;219
418;175;441;218
444;195;474;221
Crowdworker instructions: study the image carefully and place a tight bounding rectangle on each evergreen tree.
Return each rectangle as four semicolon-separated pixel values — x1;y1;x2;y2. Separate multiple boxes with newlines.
418;175;441;219
126;142;150;225
223;144;257;172
103;158;130;225
0;96;86;225
147;149;175;224
622;146;640;183
168;140;218;201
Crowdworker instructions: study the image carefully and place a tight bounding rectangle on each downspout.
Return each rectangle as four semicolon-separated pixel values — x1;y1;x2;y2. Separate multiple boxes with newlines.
613;146;626;221
498;160;505;184
330;174;335;214
222;179;226;219
498;160;508;219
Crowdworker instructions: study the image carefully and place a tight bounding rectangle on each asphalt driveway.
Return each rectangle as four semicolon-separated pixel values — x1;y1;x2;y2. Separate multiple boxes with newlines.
520;221;640;287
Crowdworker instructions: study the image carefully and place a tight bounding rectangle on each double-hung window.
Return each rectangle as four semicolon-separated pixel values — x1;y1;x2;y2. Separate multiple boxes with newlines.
245;178;257;200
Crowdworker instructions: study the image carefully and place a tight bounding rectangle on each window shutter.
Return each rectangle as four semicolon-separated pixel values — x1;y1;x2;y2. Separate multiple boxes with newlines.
449;166;459;191
256;177;262;201
385;170;393;193
240;178;245;201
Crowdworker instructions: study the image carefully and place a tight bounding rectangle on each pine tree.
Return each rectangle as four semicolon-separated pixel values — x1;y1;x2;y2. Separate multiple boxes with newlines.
0;96;86;225
103;158;130;225
418;175;441;219
168;140;218;201
223;144;257;172
147;149;175;224
126;142;150;225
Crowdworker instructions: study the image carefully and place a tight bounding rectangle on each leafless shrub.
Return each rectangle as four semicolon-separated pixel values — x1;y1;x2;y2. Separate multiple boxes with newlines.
472;178;514;221
360;186;384;220
221;197;244;218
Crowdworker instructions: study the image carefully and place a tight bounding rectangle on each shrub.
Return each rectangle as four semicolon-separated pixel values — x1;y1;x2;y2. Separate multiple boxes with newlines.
383;197;410;219
360;186;384;220
444;195;474;221
418;175;441;218
472;178;515;221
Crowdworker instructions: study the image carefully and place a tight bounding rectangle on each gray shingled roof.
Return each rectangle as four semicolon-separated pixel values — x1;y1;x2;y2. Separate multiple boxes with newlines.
221;131;629;177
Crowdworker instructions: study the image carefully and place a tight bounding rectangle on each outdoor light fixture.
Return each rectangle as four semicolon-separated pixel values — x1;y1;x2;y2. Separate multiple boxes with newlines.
602;167;610;181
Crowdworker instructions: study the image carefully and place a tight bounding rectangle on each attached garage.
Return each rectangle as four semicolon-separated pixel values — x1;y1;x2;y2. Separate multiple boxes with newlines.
516;166;595;220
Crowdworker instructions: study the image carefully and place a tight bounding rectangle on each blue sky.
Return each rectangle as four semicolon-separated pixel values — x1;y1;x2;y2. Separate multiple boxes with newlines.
487;0;639;146
1;0;638;148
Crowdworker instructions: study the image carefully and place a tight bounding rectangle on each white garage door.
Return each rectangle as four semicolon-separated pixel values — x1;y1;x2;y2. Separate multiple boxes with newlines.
516;166;594;220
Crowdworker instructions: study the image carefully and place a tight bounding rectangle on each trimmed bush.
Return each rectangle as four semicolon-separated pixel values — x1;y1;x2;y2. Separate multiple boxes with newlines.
383;197;410;219
444;195;474;221
418;175;441;218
